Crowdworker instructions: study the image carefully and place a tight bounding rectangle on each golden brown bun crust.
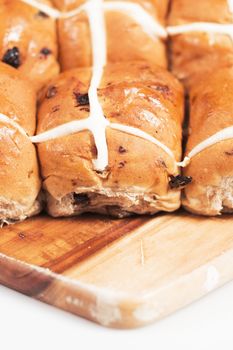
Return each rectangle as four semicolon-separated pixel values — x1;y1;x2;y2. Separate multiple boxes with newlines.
168;0;233;88
52;0;169;19
0;0;59;92
0;63;41;221
52;0;86;10
0;62;36;135
37;62;184;217
183;67;233;215
57;0;168;71
169;0;233;23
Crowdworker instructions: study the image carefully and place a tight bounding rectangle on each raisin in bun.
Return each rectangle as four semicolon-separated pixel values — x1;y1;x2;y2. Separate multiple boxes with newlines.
57;0;168;71
0;0;59;93
182;67;233;215
168;0;233;89
0;62;41;223
36;62;184;218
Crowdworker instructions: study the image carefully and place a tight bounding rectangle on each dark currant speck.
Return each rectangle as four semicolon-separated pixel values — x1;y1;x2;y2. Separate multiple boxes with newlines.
118;146;126;153
169;175;192;189
36;11;49;18
118;161;127;168
2;47;21;68
73;92;89;106
46;86;57;99
73;193;90;206
40;47;52;56
225;150;233;156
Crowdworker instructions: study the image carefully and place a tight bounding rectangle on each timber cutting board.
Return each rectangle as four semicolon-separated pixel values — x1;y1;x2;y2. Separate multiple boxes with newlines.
0;211;233;328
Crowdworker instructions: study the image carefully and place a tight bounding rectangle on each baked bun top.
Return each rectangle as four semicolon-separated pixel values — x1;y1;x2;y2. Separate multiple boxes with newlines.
168;0;233;88
0;0;59;91
37;62;184;200
169;0;233;24
0;62;36;135
56;0;168;70
0;61;40;210
187;67;233;152
52;0;169;21
182;67;233;214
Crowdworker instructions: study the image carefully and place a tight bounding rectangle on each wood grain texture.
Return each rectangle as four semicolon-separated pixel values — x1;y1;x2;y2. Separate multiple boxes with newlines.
0;211;233;328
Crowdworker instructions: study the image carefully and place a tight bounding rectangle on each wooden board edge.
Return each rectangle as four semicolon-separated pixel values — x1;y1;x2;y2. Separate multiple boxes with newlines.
1;249;233;329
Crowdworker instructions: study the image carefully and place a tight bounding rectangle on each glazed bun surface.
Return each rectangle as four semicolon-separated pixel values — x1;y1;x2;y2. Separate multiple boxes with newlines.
183;67;233;215
0;62;41;223
0;0;59;92
57;0;168;71
168;0;233;88
37;62;184;217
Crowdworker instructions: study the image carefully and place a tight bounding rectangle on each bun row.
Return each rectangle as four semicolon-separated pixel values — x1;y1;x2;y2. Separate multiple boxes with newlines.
0;0;232;222
169;0;233;215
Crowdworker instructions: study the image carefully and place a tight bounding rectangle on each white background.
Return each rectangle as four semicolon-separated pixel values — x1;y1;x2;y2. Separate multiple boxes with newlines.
1;281;233;350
